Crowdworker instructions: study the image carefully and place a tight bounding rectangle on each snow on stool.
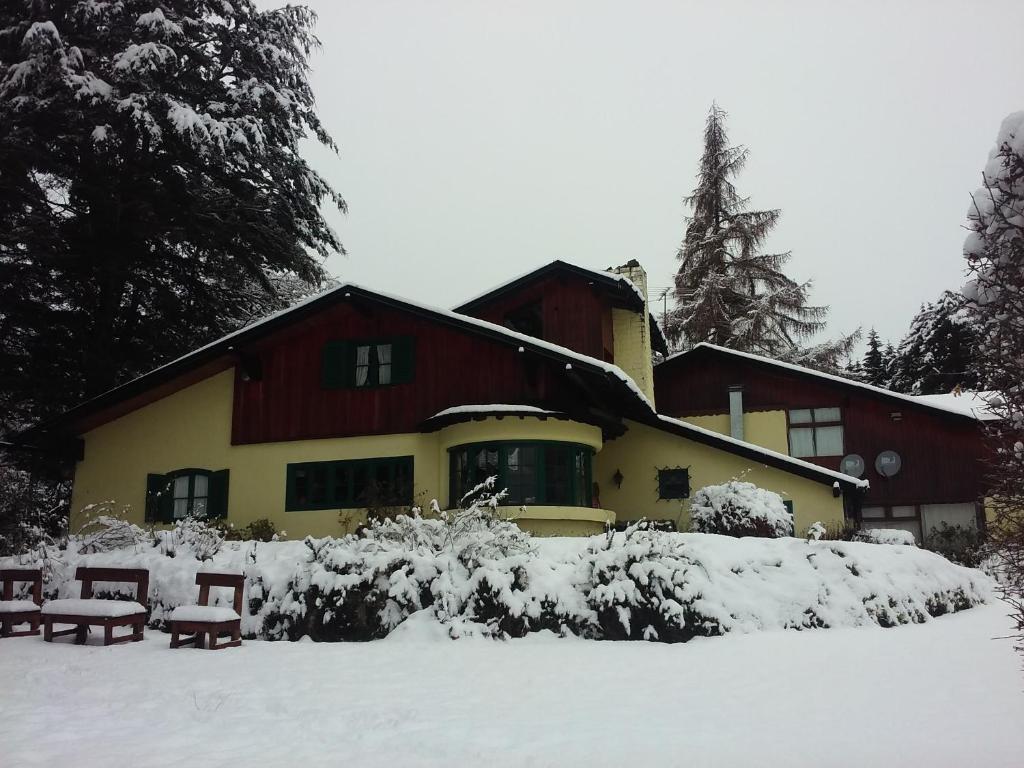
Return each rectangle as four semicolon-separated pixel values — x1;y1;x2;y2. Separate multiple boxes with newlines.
170;605;241;623
0;569;43;638
41;567;149;646
170;571;245;651
43;599;148;618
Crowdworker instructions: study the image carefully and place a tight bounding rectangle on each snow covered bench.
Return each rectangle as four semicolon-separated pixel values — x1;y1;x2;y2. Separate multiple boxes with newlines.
42;567;149;646
170;572;244;650
0;569;43;638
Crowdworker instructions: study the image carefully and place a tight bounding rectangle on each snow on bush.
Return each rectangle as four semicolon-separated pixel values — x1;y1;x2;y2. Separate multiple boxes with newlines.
854;528;917;546
690;480;794;538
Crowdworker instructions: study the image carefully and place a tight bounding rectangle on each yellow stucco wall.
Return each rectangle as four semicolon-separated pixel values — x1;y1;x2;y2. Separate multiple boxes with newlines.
680;410;790;455
70;373;609;538
595;419;845;534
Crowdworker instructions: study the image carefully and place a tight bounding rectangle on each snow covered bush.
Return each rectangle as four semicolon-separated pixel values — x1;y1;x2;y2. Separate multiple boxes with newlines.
690;481;794;538
0;516;993;642
923;523;988;569
806;521;827;541
853;529;917;546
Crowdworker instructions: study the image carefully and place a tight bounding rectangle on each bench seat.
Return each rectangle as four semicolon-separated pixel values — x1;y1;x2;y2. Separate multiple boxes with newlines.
43;599;146;618
170;605;240;623
0;600;40;614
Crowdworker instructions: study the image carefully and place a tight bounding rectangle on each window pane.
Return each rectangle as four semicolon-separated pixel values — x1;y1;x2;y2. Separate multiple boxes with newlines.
789;409;812;424
353;463;370;505
333;464;351;506
658;468;690;500
392;459;413;505
309;465;328;504
193;474;208;498
813;407;841;422
544;446;571;504
814;426;844;456
355;345;370;386
376;344;392;385
862;506;885;519
891;505;916;518
474;447;499;485
452;450;469;504
505;445;538;505
173;498;189;519
789;427;815;457
173;475;190;500
573;449;589;506
294;468;308;506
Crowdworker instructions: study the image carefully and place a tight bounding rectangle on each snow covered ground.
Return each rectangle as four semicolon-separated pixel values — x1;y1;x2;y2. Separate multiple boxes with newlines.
1;603;1021;767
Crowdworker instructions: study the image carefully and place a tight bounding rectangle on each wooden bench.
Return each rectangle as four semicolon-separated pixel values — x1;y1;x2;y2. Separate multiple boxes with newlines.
42;567;149;646
0;568;43;638
170;572;244;650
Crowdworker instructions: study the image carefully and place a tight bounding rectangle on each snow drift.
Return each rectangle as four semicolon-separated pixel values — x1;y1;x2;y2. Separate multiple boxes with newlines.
1;517;992;643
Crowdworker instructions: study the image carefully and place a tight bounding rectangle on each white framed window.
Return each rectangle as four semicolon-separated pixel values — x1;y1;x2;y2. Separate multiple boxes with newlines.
788;407;844;458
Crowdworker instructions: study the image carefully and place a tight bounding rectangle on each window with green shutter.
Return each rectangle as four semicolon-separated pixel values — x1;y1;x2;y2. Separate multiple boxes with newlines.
145;468;229;523
285;456;414;511
321;336;415;389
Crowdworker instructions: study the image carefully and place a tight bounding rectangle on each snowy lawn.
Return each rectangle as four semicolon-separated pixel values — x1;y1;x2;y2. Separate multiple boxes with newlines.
1;603;1021;767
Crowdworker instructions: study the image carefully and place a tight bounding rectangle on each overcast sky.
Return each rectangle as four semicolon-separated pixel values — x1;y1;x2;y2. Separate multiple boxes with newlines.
278;0;1024;350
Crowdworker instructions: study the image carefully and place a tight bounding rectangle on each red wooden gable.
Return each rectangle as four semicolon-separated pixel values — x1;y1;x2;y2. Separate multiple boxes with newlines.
655;350;990;507
231;297;622;444
457;271;618;362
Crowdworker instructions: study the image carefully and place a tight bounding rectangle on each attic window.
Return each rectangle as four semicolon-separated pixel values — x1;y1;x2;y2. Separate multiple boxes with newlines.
504;302;543;340
322;337;415;389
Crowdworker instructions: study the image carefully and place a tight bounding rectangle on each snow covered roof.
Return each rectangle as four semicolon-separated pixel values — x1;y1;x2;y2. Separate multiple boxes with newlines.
910;391;1002;421
453;260;669;355
660;343;994;422
421;404;568;432
25;281;657;438
651;414;870;491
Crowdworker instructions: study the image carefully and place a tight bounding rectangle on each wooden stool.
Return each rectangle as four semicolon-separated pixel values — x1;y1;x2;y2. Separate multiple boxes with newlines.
0;569;43;638
170;572;244;650
42;567;149;645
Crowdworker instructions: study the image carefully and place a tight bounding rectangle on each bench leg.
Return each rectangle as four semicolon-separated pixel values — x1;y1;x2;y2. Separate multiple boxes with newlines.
0;618;8;638
75;624;88;645
43;618;52;642
133;621;144;642
104;623;114;646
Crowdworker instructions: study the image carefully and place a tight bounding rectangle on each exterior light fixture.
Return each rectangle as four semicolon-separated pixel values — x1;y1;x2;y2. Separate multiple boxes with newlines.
613;469;624;488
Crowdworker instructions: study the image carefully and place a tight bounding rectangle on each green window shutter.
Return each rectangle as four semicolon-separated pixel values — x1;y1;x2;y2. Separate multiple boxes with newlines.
208;469;230;519
322;340;348;389
392;336;416;384
145;473;166;524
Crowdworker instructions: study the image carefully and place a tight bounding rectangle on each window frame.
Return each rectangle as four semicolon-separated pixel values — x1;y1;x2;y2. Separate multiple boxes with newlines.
146;468;229;523
657;467;691;501
285;456;414;512
787;407;845;458
321;336;415;390
448;441;593;509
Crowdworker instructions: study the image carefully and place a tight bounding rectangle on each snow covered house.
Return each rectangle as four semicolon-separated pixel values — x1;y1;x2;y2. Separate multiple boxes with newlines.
25;261;865;538
655;343;994;542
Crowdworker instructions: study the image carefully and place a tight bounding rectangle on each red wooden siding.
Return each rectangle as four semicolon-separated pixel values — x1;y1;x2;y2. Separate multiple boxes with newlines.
460;273;616;361
655;355;990;508
231;300;586;444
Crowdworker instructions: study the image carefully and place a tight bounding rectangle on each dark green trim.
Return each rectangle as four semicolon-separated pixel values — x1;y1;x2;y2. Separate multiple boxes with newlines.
447;440;594;509
285;456;414;511
783;500;795;519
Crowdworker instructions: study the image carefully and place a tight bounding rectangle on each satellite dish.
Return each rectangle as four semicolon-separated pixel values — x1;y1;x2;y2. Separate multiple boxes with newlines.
840;454;865;477
875;450;902;478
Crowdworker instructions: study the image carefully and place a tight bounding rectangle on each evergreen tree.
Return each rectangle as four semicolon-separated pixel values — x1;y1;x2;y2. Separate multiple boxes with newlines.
0;1;344;431
862;329;886;386
885;293;981;395
963;111;1024;655
664;104;855;371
